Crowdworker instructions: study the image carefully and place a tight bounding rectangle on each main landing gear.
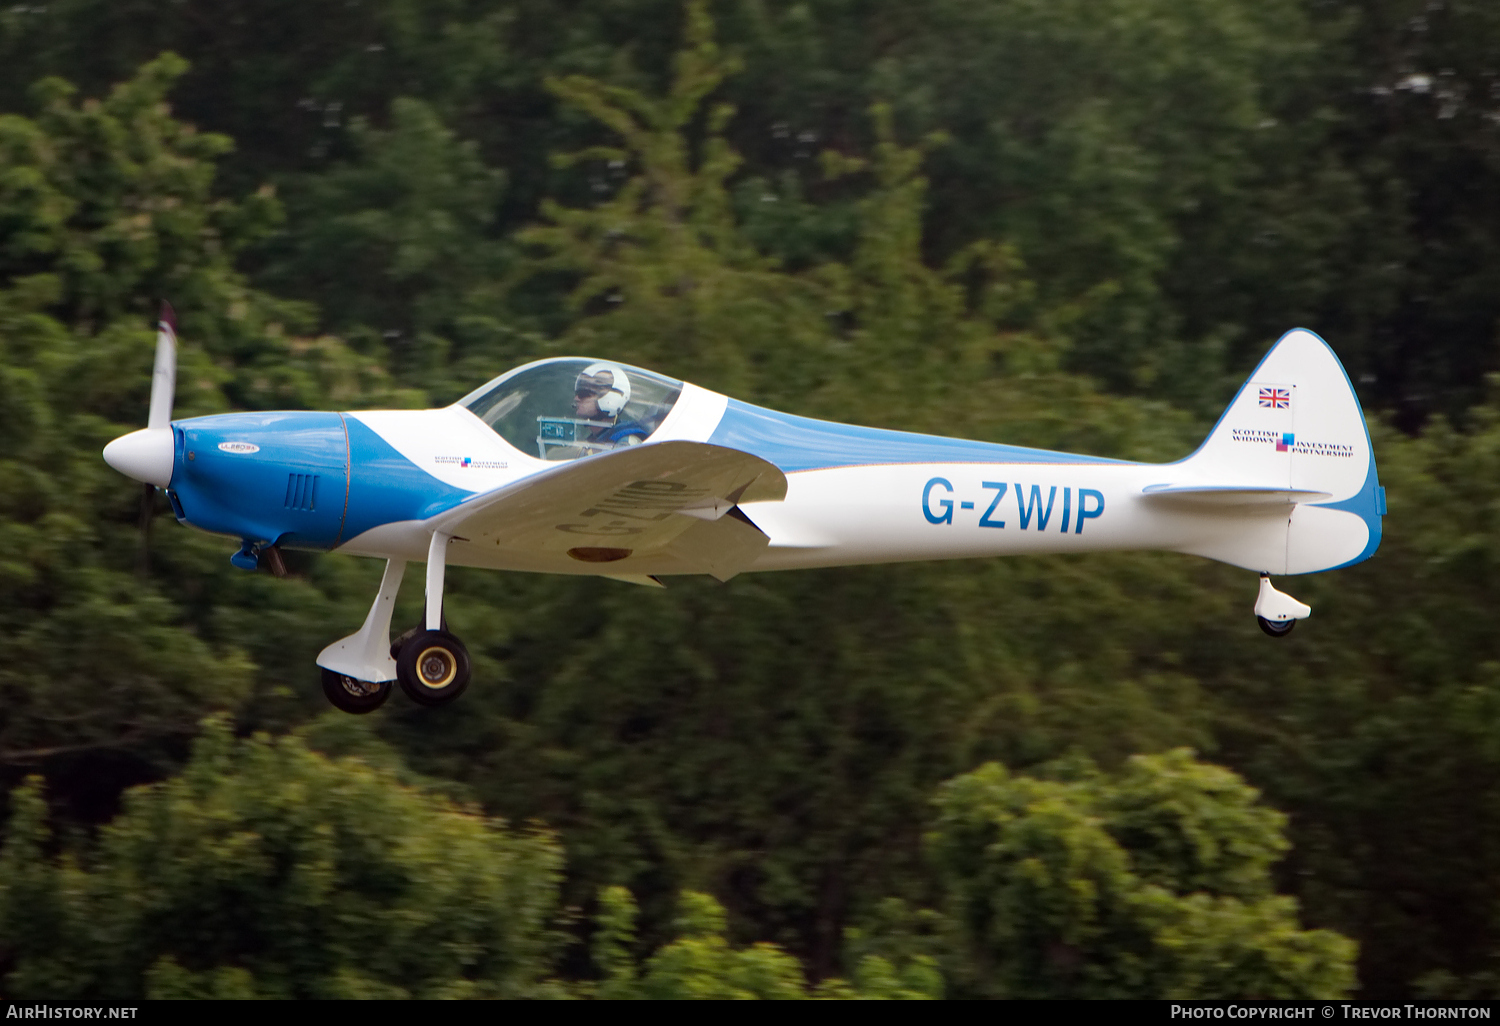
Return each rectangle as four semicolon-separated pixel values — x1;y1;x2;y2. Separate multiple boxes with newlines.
314;531;472;712
1255;573;1311;638
395;629;471;706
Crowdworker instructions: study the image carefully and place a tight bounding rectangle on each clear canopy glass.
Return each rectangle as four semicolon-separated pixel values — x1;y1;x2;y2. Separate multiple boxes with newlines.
458;358;683;461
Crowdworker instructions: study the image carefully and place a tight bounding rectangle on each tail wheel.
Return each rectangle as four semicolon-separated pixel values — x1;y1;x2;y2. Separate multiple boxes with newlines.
1257;616;1296;638
396;629;471;707
321;668;393;714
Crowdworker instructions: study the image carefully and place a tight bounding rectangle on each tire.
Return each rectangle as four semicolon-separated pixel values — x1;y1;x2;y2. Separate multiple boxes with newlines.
321;668;393;714
396;629;471;707
1257;616;1296;638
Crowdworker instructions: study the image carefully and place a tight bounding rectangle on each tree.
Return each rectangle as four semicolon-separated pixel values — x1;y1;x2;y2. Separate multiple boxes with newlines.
589;886;940;999
927;750;1356;998
0;718;566;999
0;55;431;797
256;96;513;400
516;0;834;405
1287;0;1500;427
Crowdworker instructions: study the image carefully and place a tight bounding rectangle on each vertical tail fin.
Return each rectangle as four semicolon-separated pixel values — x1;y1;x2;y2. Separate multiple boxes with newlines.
1171;329;1384;574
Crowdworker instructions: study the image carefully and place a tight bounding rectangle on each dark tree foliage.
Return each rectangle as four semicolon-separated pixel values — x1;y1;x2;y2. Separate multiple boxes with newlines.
927;751;1354;998
3;1;1497;417
0;720;567;999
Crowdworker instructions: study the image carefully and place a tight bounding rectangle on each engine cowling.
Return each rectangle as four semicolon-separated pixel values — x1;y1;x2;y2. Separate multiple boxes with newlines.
168;412;349;550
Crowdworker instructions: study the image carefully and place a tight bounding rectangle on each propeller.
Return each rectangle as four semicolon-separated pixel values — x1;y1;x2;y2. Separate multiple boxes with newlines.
147;301;177;432
103;303;177;575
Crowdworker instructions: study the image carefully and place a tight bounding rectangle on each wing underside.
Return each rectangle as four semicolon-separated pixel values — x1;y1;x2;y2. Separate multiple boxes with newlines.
430;441;787;582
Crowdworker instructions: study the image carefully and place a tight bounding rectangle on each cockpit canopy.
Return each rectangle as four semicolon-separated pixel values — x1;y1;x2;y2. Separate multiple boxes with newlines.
458;358;683;461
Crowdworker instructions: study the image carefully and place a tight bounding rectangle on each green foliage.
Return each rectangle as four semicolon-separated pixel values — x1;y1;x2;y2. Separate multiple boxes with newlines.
0;57;425;784
586;886;939;999
7;0;1499;416
1288;0;1500;423
258;96;512;399
818;0;1308;392
518;0;825;403
927;751;1356;998
0;718;566;999
518;2;1197;445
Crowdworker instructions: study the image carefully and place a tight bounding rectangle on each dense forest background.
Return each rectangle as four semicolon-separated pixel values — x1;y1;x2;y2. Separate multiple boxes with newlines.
1;0;1499;999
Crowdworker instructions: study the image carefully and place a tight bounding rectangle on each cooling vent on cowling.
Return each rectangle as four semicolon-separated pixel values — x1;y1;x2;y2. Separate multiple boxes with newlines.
285;473;319;511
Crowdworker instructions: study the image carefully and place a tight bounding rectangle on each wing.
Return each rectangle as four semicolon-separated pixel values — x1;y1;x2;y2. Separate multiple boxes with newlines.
430;441;787;581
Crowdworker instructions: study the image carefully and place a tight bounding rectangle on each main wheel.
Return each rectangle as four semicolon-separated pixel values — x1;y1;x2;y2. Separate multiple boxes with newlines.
396;629;471;707
321;668;393;714
1257;615;1296;637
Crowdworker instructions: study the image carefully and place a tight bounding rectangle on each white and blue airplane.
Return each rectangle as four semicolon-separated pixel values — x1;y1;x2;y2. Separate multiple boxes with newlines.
103;308;1384;713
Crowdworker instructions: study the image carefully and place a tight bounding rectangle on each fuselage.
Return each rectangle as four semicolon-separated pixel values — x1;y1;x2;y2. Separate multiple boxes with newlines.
159;365;1364;579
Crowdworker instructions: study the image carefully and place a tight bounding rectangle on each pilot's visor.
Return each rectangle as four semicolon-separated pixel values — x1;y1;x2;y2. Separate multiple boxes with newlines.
575;371;616;396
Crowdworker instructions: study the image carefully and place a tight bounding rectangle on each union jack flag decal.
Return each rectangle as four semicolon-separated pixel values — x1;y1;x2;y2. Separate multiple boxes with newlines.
1259;387;1291;409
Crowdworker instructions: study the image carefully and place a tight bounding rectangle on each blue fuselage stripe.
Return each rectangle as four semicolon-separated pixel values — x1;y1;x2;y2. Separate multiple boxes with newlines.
706;398;1131;473
340;418;474;542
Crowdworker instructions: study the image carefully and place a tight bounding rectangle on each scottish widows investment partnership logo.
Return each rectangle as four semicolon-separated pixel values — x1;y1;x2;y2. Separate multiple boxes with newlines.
434;455;508;469
1228;429;1355;458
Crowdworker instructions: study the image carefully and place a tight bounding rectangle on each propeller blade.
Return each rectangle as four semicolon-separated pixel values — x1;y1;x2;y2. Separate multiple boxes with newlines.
138;481;155;577
104;302;179;492
147;301;176;431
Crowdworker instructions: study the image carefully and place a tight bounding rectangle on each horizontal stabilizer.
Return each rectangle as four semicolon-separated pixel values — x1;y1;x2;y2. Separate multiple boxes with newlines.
1141;483;1333;506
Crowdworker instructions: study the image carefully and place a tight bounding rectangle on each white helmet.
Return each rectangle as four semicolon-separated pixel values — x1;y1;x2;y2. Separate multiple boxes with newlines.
575;362;631;416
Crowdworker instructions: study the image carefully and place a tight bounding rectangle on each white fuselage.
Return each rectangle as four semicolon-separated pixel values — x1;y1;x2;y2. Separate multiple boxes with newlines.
742;462;1289;573
335;382;1306;579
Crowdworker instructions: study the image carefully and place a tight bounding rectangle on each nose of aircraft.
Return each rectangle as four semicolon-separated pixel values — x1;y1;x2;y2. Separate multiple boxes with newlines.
103;428;175;488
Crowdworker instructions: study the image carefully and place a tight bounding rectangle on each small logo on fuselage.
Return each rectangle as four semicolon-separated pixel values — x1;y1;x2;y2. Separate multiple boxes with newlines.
434;455;508;469
1230;428;1353;457
218;442;260;454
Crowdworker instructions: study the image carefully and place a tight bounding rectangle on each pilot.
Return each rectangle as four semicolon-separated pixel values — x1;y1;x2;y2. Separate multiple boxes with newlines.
572;363;649;447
